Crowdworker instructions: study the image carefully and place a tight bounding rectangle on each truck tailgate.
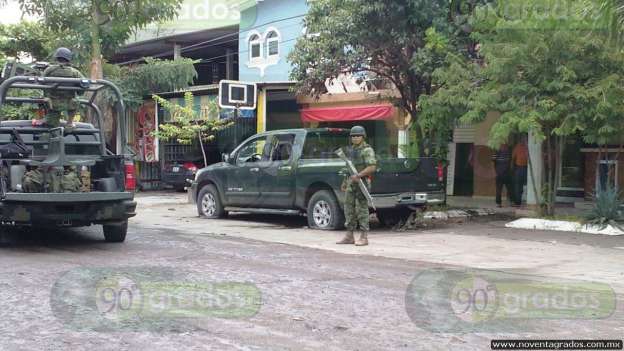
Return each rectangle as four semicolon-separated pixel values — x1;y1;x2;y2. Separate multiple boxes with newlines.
2;192;134;202
371;158;443;194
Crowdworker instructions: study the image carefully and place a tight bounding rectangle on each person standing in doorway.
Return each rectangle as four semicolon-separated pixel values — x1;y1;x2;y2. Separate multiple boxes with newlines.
337;126;377;246
512;137;529;206
492;143;513;207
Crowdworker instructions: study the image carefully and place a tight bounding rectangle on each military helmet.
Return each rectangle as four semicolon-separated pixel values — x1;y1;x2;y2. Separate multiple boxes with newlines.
350;125;366;137
53;47;73;62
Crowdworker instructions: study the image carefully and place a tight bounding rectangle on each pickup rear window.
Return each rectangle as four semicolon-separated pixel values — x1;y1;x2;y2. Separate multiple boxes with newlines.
302;131;349;159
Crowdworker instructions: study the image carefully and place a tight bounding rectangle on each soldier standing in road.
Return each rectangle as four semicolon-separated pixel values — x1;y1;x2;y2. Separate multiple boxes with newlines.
35;47;85;128
337;126;377;246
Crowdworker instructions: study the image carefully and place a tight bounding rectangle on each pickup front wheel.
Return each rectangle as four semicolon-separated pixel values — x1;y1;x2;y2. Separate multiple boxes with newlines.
307;190;344;230
197;184;227;219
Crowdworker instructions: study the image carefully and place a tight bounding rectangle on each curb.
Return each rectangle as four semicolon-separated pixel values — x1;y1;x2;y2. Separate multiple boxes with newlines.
422;208;500;221
505;218;624;236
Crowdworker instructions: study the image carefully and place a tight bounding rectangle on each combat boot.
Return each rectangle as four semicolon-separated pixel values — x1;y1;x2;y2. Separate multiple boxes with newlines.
355;231;368;246
336;231;355;244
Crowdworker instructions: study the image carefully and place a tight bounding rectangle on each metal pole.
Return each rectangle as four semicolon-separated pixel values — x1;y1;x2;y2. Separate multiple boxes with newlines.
234;105;239;148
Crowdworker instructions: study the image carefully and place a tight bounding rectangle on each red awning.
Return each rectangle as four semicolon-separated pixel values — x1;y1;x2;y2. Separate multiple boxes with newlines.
301;104;395;122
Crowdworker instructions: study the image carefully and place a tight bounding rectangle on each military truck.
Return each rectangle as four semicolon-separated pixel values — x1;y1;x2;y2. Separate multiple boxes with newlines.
0;75;136;242
190;128;445;230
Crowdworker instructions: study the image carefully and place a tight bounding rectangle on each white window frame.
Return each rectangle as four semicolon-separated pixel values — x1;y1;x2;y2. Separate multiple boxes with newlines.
248;32;263;64
266;30;280;59
263;27;281;66
245;28;281;77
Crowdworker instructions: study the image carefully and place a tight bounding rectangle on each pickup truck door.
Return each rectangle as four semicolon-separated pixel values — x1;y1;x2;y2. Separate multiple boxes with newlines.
225;135;270;206
256;134;297;208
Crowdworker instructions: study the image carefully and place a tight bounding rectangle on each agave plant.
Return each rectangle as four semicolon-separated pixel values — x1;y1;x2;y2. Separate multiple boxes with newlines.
585;185;624;230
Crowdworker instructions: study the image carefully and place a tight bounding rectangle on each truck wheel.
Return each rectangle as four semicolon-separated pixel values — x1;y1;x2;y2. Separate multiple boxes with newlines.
103;221;128;243
197;184;226;218
307;190;344;230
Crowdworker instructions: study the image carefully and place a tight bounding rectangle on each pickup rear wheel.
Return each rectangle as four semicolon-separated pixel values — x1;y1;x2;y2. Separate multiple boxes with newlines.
103;221;128;243
307;190;344;230
197;184;226;219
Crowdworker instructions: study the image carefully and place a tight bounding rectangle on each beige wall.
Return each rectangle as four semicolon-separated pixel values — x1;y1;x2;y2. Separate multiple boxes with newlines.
474;111;501;146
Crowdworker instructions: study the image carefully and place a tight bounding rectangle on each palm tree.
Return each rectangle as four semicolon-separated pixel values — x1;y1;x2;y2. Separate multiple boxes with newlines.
584;0;624;45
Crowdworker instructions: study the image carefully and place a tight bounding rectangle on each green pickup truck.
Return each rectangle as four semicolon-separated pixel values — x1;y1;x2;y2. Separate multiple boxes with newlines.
190;128;445;230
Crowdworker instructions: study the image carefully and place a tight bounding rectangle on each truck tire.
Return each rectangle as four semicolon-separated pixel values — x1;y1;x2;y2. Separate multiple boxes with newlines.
197;184;227;218
307;190;344;230
103;221;128;243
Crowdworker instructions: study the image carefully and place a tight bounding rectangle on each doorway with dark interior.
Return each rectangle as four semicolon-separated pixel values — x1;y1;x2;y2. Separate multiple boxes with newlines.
453;143;474;196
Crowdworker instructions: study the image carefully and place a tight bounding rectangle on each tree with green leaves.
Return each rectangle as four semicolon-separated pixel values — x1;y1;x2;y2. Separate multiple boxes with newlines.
421;0;624;215
288;0;484;155
0;21;61;121
0;21;60;61
583;0;624;45
152;92;232;167
104;57;198;110
18;0;183;78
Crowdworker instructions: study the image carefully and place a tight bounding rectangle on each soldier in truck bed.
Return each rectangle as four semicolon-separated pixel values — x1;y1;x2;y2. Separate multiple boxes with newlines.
33;47;85;128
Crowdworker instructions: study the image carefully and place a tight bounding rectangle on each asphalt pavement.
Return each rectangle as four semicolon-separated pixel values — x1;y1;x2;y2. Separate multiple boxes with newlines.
0;192;621;350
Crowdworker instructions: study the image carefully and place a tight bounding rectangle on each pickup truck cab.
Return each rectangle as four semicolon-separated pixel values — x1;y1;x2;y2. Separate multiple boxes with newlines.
0;75;136;242
190;128;445;230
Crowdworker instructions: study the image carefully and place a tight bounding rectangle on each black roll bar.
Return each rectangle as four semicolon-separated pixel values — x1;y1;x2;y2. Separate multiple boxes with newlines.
4;97;107;156
0;76;128;156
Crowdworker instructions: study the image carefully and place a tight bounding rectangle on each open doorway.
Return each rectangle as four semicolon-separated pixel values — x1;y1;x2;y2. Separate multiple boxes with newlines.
453;143;474;196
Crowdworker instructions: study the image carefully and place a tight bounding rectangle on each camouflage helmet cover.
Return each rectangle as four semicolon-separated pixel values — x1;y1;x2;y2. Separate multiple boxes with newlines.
350;125;366;137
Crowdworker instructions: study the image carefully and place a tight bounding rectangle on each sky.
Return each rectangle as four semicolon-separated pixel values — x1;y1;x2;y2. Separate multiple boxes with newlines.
0;0;38;24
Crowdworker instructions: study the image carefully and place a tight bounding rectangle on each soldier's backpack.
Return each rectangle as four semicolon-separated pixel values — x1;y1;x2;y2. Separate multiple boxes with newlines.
22;168;44;193
61;169;81;193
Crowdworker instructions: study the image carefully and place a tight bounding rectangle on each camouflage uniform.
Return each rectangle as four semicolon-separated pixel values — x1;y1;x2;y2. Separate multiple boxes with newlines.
42;64;84;127
342;142;376;232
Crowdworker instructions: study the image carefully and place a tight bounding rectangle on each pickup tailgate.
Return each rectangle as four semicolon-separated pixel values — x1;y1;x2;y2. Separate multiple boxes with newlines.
371;158;443;194
0;192;136;225
3;192;133;202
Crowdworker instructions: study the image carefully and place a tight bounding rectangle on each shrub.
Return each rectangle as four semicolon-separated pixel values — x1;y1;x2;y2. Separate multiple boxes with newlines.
584;186;624;230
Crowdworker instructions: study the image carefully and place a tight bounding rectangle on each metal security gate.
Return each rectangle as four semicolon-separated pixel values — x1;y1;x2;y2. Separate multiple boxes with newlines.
137;161;161;190
163;141;199;164
217;117;257;154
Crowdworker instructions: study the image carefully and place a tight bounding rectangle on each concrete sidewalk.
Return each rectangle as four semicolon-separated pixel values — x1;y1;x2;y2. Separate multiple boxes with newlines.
133;192;624;294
